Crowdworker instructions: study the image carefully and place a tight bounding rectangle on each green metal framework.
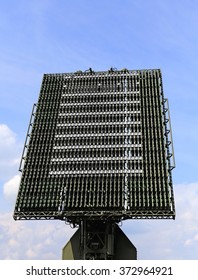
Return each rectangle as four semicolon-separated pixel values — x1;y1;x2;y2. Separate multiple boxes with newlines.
14;69;175;223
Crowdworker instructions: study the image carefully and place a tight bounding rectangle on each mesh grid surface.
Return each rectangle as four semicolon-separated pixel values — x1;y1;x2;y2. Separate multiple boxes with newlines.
14;69;175;221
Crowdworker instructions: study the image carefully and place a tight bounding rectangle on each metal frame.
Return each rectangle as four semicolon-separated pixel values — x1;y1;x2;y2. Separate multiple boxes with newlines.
14;209;175;222
14;69;175;222
19;104;37;172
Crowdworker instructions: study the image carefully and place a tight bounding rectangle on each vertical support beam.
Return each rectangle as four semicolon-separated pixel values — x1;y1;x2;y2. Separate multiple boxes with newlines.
79;220;115;260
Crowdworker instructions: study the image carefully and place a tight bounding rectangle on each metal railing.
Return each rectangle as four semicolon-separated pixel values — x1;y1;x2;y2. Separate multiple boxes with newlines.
19;104;37;172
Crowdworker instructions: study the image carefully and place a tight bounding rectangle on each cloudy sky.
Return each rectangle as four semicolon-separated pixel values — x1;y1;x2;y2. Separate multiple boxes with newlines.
1;0;198;260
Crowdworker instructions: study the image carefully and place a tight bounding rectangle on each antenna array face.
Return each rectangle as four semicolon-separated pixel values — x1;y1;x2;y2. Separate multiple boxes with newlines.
14;69;175;222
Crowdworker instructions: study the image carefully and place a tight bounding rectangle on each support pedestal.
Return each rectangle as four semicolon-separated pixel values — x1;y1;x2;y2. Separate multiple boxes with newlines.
62;221;137;260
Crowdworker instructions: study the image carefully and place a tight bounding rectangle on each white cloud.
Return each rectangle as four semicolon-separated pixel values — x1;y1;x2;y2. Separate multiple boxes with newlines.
3;175;21;198
184;239;192;246
194;234;198;241
0;124;16;147
8;238;18;247
0;124;22;181
26;249;37;259
0;212;75;260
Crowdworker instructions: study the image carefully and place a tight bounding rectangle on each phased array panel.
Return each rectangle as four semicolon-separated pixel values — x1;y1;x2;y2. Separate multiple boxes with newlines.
14;69;175;222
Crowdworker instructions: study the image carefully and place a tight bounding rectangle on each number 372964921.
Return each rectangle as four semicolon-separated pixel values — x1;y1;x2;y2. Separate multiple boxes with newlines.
119;266;173;276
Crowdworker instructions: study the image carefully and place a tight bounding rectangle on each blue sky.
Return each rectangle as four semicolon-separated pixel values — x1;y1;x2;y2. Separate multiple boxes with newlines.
0;0;198;259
